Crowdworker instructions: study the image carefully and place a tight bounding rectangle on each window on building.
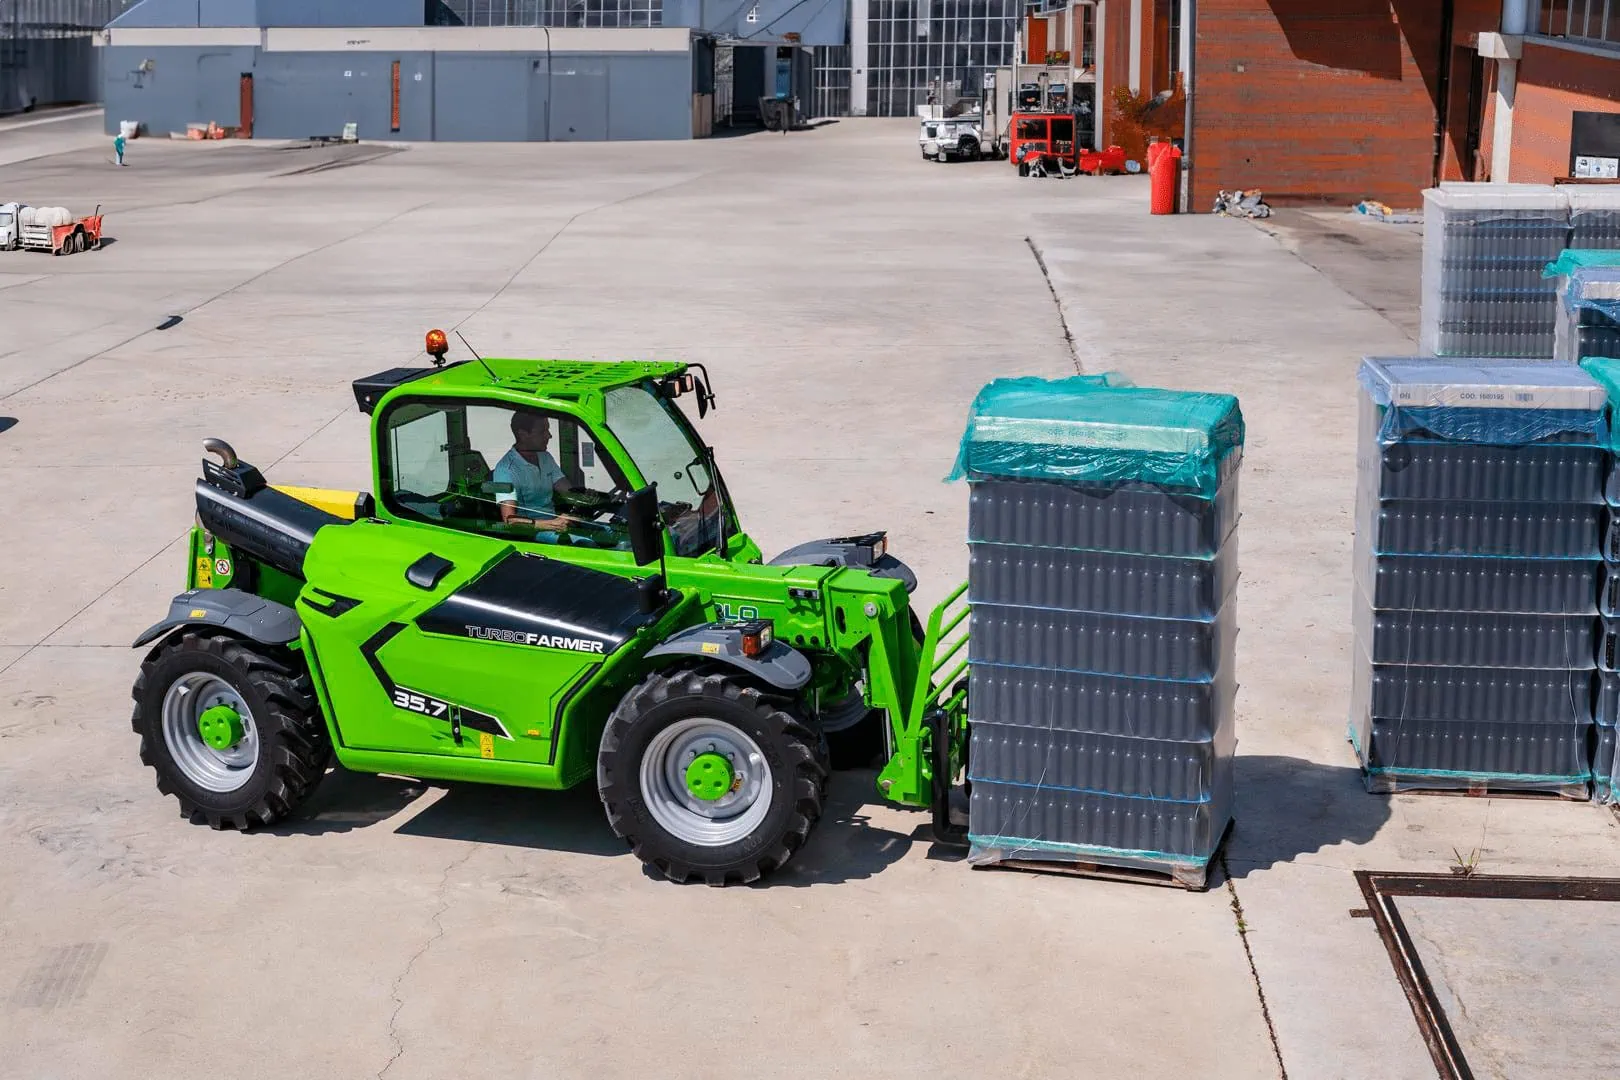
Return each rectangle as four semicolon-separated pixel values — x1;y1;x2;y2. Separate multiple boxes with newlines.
1079;4;1094;69
1167;0;1182;81
861;0;1020;117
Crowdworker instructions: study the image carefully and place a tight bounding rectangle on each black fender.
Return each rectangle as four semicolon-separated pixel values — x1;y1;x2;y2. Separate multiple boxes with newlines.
767;533;918;594
645;623;811;691
133;588;302;650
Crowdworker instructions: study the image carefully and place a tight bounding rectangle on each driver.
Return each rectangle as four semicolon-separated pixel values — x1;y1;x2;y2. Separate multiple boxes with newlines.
493;412;573;534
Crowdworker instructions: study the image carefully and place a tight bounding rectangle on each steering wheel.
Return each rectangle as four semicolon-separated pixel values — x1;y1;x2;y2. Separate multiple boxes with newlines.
553;487;622;518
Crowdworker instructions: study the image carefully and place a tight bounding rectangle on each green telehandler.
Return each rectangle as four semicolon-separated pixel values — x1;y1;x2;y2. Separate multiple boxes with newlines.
130;331;970;884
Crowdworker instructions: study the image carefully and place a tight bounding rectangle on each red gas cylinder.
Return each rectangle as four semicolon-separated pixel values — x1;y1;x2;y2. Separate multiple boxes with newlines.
1150;144;1181;215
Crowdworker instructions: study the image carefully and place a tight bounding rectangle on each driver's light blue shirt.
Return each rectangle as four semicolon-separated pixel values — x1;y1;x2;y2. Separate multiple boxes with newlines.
492;448;564;516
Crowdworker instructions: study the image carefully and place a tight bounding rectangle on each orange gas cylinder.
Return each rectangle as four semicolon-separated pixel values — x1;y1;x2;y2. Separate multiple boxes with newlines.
1150;144;1181;215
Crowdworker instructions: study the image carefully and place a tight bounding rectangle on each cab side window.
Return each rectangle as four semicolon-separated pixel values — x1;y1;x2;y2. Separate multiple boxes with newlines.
380;399;630;549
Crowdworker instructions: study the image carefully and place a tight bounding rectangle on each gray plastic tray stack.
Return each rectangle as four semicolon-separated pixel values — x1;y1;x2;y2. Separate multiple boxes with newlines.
955;376;1243;888
1420;185;1620;359
1553;264;1620;364
1580;358;1620;805
1351;358;1608;797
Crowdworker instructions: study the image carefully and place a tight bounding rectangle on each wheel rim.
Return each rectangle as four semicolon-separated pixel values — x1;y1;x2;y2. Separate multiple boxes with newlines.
639;717;773;847
160;672;260;793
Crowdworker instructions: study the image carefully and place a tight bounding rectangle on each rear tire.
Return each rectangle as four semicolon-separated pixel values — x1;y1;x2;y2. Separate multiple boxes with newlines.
958;139;979;161
598;669;826;885
131;631;330;829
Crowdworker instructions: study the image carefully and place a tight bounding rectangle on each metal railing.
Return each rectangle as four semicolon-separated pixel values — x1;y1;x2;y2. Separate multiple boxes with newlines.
439;0;662;27
1539;0;1617;45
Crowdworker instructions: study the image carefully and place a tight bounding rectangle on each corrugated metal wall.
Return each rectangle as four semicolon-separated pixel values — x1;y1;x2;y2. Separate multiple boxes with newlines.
1190;0;1448;208
1;0;135;110
101;43;694;140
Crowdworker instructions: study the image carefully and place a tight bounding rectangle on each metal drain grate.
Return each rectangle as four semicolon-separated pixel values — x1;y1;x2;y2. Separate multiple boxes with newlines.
1355;871;1620;1080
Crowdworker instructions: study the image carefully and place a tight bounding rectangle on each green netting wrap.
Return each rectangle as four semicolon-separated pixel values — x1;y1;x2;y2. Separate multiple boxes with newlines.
948;374;1245;496
1544;249;1620;279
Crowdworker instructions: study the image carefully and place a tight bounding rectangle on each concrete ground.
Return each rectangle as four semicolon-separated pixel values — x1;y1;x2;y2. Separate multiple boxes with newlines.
0;112;1615;1079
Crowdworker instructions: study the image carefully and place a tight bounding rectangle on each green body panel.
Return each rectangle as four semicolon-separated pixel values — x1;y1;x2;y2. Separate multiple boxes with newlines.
178;356;968;809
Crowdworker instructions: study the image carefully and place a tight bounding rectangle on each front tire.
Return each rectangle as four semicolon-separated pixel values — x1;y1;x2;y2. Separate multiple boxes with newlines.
598;670;826;885
131;631;330;829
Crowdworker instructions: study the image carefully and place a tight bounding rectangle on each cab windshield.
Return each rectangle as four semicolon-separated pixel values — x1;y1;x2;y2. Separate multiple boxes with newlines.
605;383;727;557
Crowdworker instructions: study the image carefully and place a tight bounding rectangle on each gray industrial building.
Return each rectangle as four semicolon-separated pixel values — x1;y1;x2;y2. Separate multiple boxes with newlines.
8;0;1015;135
2;0;135;112
95;0;825;140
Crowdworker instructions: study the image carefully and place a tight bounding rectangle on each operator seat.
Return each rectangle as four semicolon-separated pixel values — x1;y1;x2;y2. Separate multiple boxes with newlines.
446;446;498;523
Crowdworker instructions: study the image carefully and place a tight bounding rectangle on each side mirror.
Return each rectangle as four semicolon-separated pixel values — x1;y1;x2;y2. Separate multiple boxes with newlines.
626;484;663;567
694;378;709;419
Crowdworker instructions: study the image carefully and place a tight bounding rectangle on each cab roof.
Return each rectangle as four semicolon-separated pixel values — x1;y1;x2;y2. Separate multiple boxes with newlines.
354;357;687;415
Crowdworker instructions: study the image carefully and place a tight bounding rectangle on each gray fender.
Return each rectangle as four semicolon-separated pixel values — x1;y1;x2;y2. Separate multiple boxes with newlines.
645;623;812;691
132;589;301;650
768;537;918;594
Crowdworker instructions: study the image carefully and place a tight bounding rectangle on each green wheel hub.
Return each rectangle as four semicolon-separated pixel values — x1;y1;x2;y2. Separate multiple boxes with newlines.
197;703;245;751
684;751;736;802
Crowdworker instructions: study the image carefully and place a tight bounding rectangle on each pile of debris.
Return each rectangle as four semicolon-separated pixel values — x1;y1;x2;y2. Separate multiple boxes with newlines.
1212;189;1271;219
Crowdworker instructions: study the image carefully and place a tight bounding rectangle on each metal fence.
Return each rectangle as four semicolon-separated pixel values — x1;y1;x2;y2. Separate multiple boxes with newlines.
1539;0;1618;44
439;0;663;27
1;0;136;111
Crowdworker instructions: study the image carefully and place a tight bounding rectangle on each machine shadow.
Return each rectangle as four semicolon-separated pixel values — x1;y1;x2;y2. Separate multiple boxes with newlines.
394;781;626;856
750;770;915;887
272;766;916;882
1223;753;1392;879
268;767;430;836
0;417;16;435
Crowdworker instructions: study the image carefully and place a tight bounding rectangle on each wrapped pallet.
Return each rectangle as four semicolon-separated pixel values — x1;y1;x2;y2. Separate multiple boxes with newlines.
1547;250;1620;364
951;374;1244;888
1419;185;1620;359
1351;358;1608;798
1580;357;1620;805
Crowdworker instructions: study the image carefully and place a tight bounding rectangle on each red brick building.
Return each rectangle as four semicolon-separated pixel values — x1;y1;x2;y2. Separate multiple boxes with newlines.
1024;1;1620;209
1188;0;1620;208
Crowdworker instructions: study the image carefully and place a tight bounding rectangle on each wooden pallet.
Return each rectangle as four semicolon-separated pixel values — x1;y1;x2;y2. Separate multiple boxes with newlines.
971;819;1233;892
1387;782;1591;802
979;857;1212;891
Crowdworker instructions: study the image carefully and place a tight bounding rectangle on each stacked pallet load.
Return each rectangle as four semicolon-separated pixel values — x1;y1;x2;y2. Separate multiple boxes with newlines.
953;375;1244;888
1548;251;1620;364
1581;357;1620;805
1419;185;1620;359
1351;358;1608;797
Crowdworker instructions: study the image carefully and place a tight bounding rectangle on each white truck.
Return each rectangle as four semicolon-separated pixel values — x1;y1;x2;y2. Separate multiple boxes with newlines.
1;204;103;254
918;114;986;162
0;202;21;251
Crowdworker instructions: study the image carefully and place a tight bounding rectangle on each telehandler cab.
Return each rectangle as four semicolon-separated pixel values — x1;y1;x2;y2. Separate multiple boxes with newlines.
131;332;969;884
